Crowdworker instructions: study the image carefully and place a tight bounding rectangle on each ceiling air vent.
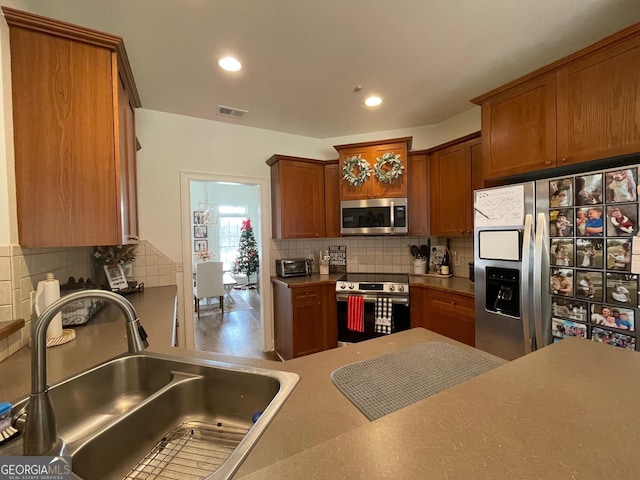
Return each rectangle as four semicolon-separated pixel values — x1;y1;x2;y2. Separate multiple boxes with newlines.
217;105;248;119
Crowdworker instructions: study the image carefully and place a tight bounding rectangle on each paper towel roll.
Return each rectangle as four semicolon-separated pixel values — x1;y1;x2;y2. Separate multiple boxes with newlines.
35;273;62;340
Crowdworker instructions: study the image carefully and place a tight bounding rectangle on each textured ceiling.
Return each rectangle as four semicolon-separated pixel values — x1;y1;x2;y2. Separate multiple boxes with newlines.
6;0;640;138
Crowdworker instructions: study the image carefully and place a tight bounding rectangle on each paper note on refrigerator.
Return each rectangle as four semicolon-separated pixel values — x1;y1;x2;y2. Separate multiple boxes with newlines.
474;185;525;227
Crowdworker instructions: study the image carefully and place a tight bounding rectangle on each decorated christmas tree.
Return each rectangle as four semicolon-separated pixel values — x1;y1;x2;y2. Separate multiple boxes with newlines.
232;219;259;286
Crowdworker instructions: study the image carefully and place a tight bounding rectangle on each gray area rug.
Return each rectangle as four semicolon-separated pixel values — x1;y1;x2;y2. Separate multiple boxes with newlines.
330;341;503;421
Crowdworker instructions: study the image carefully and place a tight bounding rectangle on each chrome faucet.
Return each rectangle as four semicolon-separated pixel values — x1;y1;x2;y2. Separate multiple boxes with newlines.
23;289;149;456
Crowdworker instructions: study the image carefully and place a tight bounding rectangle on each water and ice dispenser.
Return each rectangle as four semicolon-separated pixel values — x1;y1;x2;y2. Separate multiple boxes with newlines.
485;267;520;318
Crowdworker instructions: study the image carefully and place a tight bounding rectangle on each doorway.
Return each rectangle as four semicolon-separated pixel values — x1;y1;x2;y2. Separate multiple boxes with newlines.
179;171;274;356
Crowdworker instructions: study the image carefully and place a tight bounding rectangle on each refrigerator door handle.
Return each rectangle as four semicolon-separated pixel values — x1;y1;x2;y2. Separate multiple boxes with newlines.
534;212;549;350
520;213;535;354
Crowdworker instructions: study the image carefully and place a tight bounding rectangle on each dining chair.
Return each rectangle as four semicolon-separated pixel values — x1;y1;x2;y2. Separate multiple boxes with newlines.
193;261;225;318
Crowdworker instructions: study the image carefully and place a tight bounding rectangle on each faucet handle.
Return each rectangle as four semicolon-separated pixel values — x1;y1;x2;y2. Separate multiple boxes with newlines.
138;325;148;342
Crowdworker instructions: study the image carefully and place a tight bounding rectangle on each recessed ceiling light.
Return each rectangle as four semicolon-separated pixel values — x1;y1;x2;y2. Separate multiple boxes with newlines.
365;96;382;107
218;56;242;72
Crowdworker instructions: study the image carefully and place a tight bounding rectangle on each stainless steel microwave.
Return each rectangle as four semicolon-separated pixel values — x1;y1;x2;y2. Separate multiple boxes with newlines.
340;198;408;235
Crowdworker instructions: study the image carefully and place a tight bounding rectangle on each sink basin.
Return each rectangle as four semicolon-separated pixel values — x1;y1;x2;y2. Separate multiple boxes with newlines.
13;352;299;479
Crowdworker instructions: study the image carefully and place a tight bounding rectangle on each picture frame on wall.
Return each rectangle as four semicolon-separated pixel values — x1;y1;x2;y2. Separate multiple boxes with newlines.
194;239;208;252
193;210;204;224
194;225;207;239
104;264;129;291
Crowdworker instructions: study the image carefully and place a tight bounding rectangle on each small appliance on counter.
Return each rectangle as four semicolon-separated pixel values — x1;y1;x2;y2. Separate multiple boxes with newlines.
275;258;313;278
60;277;106;326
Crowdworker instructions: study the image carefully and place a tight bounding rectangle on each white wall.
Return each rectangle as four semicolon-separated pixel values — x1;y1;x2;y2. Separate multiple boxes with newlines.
318;107;481;157
137;106;481;262
0;9;17;245
135;109;326;261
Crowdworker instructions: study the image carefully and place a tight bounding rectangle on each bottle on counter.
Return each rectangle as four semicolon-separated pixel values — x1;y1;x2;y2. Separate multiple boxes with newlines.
440;250;450;275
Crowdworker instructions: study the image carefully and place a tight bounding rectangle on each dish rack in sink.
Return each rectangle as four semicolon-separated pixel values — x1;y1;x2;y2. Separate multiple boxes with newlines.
124;420;250;479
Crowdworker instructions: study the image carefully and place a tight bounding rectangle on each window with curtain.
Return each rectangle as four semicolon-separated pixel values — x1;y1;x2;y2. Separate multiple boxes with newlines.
218;206;247;270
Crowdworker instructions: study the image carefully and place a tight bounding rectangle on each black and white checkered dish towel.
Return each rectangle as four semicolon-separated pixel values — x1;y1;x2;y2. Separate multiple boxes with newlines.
374;297;393;334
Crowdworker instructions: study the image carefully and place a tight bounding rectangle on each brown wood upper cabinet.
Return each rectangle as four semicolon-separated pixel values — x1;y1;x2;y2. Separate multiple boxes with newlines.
335;137;411;200
407;152;429;236
323;160;341;237
429;133;482;237
268;155;326;239
4;7;141;248
473;23;640;181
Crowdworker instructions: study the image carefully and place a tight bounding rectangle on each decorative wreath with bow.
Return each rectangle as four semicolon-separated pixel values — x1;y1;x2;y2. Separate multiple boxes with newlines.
374;152;404;183
342;155;371;187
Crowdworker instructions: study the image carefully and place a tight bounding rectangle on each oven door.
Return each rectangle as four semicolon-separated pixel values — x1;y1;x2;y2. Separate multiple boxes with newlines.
336;294;410;343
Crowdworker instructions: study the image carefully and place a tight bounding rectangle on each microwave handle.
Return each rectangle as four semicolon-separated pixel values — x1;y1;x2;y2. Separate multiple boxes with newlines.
390;200;395;230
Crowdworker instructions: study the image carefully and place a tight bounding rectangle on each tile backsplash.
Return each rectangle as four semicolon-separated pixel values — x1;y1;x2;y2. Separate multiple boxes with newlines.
0;244;93;363
0;240;177;363
270;236;474;277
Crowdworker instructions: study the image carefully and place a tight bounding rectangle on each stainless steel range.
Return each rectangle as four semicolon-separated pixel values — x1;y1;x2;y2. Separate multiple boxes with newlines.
336;273;411;343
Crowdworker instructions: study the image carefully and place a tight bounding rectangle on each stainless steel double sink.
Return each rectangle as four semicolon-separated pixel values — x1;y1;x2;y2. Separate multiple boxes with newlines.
11;352;299;479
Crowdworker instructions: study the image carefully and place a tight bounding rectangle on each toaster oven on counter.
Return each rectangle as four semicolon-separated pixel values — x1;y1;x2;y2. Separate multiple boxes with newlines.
275;258;313;278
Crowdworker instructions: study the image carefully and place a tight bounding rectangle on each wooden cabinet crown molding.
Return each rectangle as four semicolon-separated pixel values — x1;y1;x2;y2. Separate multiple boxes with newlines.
2;6;140;107
333;136;413;152
266;154;330;167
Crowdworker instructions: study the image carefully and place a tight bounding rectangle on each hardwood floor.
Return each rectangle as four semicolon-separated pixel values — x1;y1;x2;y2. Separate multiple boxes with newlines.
193;288;280;361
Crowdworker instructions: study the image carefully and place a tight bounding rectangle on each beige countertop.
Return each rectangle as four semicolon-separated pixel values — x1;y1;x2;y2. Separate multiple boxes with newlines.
237;334;640;480
0;285;179;403
272;273;476;297
409;274;475;296
4;285;636;480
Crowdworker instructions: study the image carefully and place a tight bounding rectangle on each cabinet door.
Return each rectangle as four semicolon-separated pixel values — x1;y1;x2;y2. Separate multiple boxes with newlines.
324;162;341;237
277;160;325;239
292;287;324;357
427;290;475;346
410;285;429;329
10;27;119;247
481;73;556;180
118;75;139;244
371;142;408;198
338;146;372;200
322;284;338;350
408;153;429;236
429;143;471;237
557;35;640;165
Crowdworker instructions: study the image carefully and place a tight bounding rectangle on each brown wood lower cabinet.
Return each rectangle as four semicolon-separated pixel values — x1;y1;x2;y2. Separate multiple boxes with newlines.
411;286;475;347
273;281;337;360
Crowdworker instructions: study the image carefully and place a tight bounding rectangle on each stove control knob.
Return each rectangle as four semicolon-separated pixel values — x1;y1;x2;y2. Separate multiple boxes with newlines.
348;283;354;289
398;285;405;292
340;283;346;290
389;285;395;292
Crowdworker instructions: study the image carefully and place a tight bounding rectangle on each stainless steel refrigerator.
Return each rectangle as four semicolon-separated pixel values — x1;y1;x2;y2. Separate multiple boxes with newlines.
474;165;639;360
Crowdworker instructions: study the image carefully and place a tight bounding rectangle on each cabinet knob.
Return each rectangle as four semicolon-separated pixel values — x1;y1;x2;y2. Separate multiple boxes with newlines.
559;157;567;163
544;161;552;165
451;301;456;305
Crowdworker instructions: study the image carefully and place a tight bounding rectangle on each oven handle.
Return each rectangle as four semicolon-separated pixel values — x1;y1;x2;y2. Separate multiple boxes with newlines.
336;293;409;305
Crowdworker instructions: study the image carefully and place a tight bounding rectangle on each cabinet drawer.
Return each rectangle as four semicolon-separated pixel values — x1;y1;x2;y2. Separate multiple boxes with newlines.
428;291;474;316
292;286;322;303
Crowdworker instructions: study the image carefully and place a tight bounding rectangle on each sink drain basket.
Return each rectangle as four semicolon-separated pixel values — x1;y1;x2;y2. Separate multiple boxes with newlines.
124;419;250;479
